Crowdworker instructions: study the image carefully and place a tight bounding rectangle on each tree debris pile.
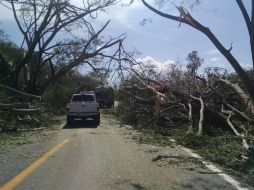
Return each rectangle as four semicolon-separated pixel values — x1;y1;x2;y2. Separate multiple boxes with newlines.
116;51;254;182
0;85;46;132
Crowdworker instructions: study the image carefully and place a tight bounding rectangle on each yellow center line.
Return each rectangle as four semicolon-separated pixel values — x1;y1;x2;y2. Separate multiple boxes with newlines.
0;139;70;190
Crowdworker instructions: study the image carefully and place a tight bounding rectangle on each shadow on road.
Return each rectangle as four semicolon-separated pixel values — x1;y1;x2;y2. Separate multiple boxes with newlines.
179;177;231;190
62;119;98;129
131;183;148;190
114;179;148;190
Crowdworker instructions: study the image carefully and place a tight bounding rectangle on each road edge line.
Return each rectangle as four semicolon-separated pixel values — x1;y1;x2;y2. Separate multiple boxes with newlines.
180;146;250;190
0;139;69;190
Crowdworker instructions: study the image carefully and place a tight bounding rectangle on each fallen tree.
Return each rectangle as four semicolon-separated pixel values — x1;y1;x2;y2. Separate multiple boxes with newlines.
118;51;254;150
141;0;254;105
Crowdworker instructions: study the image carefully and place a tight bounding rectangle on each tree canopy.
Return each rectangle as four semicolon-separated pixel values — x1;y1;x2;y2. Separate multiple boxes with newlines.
0;0;131;94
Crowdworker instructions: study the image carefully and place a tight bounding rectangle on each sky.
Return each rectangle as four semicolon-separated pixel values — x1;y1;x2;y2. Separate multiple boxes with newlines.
0;0;252;74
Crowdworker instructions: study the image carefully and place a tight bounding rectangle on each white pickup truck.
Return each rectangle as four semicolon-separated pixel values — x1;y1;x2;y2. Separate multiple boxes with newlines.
67;91;100;126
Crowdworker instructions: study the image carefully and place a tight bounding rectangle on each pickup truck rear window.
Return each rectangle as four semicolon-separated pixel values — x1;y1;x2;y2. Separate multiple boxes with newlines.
72;95;94;102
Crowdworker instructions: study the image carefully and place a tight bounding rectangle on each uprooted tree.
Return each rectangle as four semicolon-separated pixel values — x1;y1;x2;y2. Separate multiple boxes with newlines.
118;50;253;150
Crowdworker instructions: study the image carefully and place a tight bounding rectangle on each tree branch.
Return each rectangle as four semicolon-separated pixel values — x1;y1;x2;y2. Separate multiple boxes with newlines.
142;0;254;101
0;85;41;100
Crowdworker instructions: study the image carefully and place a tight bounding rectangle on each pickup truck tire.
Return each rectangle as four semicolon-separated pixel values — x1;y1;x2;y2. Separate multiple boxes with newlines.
67;116;73;125
93;116;100;126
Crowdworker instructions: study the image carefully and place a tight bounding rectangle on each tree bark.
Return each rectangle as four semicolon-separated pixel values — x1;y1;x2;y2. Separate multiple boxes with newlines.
187;102;193;134
198;97;204;136
223;101;253;121
219;78;254;116
190;95;204;136
235;0;254;69
226;110;249;150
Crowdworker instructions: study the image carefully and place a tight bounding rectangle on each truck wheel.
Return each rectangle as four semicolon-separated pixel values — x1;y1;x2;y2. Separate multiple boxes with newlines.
93;116;100;126
67;116;73;126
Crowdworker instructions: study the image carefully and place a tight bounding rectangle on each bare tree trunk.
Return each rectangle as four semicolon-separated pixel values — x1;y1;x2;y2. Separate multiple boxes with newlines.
187;102;193;134
220;79;254;116
226;110;249;150
198;97;204;136
235;0;254;69
223;101;253;121
190;95;205;136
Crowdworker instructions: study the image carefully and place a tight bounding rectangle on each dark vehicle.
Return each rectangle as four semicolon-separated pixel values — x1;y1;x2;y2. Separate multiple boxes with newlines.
94;86;114;108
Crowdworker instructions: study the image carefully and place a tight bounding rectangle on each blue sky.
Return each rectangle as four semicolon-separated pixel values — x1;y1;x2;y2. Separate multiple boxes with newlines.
0;0;252;73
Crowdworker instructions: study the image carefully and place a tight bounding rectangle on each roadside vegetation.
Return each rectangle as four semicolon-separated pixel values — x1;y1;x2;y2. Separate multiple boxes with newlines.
114;51;254;186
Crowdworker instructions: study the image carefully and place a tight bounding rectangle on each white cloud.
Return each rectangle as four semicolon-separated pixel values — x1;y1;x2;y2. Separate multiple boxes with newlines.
97;0;144;21
205;49;220;56
135;56;175;74
98;1;146;34
210;57;221;62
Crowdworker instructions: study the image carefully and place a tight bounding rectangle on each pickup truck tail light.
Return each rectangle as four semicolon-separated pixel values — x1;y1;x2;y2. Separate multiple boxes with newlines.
97;103;100;111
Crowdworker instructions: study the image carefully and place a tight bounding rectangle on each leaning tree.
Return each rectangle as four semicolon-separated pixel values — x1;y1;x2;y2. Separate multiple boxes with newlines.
0;0;131;94
140;0;254;116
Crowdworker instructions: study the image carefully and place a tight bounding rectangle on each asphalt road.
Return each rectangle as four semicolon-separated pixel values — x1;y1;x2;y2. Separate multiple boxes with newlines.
0;113;249;190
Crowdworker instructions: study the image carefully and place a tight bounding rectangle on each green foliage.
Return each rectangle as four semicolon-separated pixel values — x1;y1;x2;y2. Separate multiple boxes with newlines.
175;132;254;185
0;89;14;121
43;82;73;114
116;77;155;125
87;69;110;86
43;70;101;114
101;107;117;116
0;28;21;78
186;50;203;76
0;88;8;103
116;99;140;125
0;35;20;63
178;134;210;149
